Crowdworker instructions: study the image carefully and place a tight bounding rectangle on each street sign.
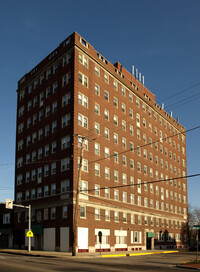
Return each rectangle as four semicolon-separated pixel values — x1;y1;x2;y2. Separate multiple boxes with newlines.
193;225;200;230
5;199;13;209
26;230;34;237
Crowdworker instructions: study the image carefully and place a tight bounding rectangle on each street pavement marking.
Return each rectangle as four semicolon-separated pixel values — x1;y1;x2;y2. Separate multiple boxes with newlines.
102;250;179;258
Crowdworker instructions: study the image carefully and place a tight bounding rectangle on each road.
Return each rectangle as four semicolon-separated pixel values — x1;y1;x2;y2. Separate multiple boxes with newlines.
0;252;197;272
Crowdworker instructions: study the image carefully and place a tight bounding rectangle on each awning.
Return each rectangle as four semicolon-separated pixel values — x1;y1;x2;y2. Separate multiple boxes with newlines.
32;225;43;235
147;232;155;238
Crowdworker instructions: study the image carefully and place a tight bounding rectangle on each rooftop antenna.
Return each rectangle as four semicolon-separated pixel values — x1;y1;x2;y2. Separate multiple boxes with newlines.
142;75;144;85
131;65;134;77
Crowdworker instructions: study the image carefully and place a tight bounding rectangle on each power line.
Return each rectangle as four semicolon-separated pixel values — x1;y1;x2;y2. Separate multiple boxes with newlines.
1;123;199;168
88;124;200;165
79;173;198;194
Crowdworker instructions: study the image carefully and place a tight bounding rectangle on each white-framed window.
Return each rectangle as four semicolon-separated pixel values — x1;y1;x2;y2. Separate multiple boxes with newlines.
78;113;88;128
61;135;70;149
105;187;110;198
62;113;71;127
94;122;100;134
136;113;140;127
61;179;70;193
80;180;88;193
95;184;100;196
78;92;88;108
114;189;119;200
95;163;100;176
114;211;119;222
95;142;100;155
104;90;109;101
114;170;119;182
79;53;89;68
80;206;86;218
95;209;100;220
104;109;109;120
63;52;72;66
105;167;110;179
95;103;100;115
61;157;70;171
62;92;71;106
94;65;100;76
62;71;71;86
104;72;109;83
78;72;88;87
95;84;100;95
105;210;110;221
105;147;110;158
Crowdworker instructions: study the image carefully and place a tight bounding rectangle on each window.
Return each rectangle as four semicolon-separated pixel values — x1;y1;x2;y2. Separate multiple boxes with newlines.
95;143;100;155
122;120;126;130
105;210;110;221
51;162;56;174
123;192;127;202
95;84;100;95
61;157;70;171
51;207;56;219
62;92;71;106
122;103;126;113
113;115;118;126
95;163;100;176
122;173;127;184
105;147;110;158
104;90;109;101
80;206;86;218
61;179;70;193
79;53;89;68
129;92;133;102
114;189;119;200
94;65;100;76
63;52;72;66
62;206;68;218
136;114;140;127
95;184;100;196
78;72;88;87
129;108;133;118
95;209;100;220
105;187;110;198
104;73;109;83
94;122;100;134
113;80;118;90
114;211;119;222
122;155;127;166
105;167;110;179
95;103;100;115
78;92;88;108
114;151;118;163
61;135;70;149
113;97;118;107
80;180;88;193
122;137;126;148
3;213;11;224
62;71;71;86
78;113;88;129
114;170;119;182
104;109;109;120
114;133;118;143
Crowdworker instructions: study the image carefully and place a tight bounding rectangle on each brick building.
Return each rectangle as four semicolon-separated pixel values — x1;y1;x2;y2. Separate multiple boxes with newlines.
15;32;188;252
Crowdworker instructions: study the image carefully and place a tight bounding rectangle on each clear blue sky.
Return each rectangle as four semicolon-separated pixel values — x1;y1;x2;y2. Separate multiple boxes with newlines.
0;0;200;208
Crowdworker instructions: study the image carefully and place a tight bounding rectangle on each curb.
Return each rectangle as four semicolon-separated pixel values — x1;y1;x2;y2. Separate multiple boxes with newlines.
101;250;179;258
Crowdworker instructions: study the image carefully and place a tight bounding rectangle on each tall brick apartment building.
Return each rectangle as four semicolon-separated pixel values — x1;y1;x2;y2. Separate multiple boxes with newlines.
15;32;188;252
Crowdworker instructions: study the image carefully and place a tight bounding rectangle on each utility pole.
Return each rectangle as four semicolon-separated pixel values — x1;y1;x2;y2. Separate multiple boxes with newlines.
72;135;85;256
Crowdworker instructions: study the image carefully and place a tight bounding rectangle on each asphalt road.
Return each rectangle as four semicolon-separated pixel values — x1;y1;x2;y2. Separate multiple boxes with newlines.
0;252;197;272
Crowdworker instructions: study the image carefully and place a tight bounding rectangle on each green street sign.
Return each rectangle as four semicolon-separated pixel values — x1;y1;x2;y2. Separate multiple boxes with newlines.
193;225;200;230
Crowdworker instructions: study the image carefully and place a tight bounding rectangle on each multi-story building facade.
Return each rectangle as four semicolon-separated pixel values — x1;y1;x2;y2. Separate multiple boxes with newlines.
15;32;188;252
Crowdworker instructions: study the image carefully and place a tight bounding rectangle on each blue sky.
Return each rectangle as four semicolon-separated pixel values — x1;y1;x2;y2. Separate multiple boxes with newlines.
0;0;200;207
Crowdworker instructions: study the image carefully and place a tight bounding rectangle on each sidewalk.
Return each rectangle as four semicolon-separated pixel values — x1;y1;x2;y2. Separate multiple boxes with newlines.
0;248;179;259
177;262;200;270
